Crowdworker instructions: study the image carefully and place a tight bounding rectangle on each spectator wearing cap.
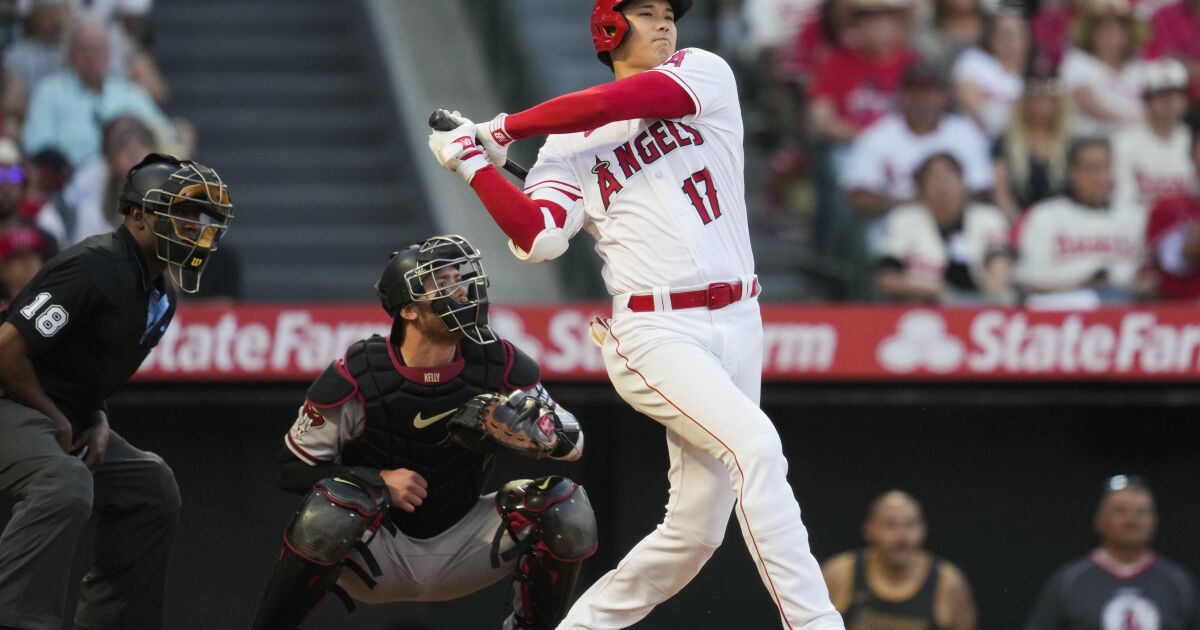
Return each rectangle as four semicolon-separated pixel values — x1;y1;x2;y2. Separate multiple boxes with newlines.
18;148;71;221
875;152;1012;304
910;0;986;72
1112;58;1196;209
37;115;154;245
22;18;171;166
1060;0;1147;138
1145;131;1200;301
951;8;1030;139
992;76;1073;219
1013;138;1146;305
1143;0;1200;112
807;0;919;145
1025;476;1200;630
2;0;73;99
841;61;993;218
0;224;50;303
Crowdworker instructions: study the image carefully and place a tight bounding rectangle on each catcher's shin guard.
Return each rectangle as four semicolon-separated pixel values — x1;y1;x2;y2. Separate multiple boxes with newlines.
495;476;597;630
251;473;387;630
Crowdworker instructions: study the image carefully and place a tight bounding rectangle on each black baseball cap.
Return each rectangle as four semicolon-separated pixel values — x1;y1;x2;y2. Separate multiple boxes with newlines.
901;61;946;89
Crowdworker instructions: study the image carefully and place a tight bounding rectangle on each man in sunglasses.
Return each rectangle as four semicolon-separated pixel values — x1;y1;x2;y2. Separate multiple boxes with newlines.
1025;475;1200;630
0;153;232;630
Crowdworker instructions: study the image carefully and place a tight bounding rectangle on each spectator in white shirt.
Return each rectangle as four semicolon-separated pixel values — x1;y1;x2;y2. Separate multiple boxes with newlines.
1112;58;1196;209
842;61;993;217
36;115;154;245
952;8;1029;139
3;0;72;97
1059;0;1146;137
1015;138;1146;302
876;152;1013;304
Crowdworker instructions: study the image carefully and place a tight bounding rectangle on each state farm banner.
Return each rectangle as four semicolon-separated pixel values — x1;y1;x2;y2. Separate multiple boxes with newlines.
135;304;1200;382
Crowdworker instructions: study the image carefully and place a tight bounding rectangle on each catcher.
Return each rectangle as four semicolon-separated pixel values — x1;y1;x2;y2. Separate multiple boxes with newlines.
249;235;595;630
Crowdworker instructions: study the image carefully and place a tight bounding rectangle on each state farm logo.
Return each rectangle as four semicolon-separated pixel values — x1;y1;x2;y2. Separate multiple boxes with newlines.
877;311;965;373
876;310;1200;375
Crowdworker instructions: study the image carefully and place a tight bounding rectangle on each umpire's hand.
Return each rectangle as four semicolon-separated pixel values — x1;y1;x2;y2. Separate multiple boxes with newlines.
380;468;428;512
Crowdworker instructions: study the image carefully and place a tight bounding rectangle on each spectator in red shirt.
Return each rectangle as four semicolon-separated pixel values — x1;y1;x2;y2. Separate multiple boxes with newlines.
807;0;919;145
0;223;49;304
1031;0;1074;73
780;0;858;84
1146;130;1200;301
1143;0;1200;122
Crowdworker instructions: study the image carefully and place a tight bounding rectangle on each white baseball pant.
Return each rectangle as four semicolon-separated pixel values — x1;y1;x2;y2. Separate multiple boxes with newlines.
558;296;843;629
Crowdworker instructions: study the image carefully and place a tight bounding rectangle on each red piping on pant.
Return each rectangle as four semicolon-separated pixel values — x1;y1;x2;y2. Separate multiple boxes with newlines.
609;326;794;630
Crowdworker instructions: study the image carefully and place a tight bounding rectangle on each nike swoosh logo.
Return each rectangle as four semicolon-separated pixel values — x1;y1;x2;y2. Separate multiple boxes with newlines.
413;409;456;429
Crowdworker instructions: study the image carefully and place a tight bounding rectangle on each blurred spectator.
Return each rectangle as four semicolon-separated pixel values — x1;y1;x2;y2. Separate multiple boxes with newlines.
21;18;171;166
911;0;986;71
1145;130;1200;301
1060;0;1146;137
1013;138;1145;304
841;61;993;217
992;76;1072;219
0;222;49;303
1024;475;1200;630
1113;58;1196;208
17;146;69;220
1143;0;1200;112
744;0;823;59
822;491;978;629
0;137;25;230
951;8;1029;138
875;153;1012;304
81;0;153;47
2;0;72;98
1031;0;1073;73
0;65;22;140
780;0;857;83
807;0;918;144
37;115;153;245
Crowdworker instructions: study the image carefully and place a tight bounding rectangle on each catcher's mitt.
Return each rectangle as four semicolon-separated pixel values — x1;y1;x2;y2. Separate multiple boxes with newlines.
447;390;559;459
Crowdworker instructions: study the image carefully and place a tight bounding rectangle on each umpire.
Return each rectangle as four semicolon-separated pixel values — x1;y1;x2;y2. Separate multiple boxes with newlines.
0;154;233;630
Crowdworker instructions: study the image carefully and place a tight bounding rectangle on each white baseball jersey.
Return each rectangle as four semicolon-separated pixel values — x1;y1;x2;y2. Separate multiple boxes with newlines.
876;202;1010;288
840;112;994;201
1112;123;1197;208
520;48;753;295
1014;196;1146;291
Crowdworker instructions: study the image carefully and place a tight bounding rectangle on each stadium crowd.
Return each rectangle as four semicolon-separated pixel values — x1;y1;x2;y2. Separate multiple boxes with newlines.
0;0;211;307
724;0;1200;305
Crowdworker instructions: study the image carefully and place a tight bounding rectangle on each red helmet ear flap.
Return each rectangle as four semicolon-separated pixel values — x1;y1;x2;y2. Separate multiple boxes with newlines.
591;0;630;66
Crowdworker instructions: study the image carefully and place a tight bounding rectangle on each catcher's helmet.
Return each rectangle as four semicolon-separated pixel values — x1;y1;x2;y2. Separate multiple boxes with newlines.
119;153;233;294
376;235;496;345
592;0;692;67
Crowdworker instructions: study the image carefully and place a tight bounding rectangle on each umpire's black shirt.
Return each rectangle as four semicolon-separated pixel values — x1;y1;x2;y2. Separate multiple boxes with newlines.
2;226;175;431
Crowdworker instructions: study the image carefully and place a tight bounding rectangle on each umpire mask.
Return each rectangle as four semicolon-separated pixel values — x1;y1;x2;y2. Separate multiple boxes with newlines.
121;154;233;294
376;235;497;345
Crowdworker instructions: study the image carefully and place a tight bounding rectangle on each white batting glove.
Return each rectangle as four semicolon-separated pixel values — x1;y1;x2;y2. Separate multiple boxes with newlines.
477;113;514;169
427;115;490;183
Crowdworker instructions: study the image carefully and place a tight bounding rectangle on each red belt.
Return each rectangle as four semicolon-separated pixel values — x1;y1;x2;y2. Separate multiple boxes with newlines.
626;278;760;312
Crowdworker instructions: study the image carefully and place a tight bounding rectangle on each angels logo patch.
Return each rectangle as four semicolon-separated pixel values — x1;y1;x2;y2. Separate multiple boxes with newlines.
1102;590;1160;630
295;402;326;435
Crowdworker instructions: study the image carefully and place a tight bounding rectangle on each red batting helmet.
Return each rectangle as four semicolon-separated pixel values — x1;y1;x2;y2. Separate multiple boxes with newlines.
592;0;693;67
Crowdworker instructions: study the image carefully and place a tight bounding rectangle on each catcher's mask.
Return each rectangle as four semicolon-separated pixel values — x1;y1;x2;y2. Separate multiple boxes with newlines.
376;235;496;345
120;153;233;293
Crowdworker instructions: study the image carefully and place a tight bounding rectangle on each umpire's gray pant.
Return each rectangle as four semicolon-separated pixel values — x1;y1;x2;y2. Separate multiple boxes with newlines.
0;397;181;630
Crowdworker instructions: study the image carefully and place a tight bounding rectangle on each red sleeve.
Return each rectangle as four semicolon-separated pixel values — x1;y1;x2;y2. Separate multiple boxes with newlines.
469;166;572;252
504;71;696;140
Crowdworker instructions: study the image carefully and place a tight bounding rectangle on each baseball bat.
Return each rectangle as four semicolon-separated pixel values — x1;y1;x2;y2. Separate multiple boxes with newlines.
428;109;529;181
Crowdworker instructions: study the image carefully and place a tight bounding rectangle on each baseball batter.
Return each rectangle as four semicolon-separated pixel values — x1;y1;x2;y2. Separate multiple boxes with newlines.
426;1;843;628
